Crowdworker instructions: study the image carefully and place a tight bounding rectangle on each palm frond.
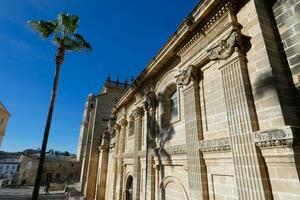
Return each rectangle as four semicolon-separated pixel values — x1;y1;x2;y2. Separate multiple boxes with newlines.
27;20;58;39
59;13;80;35
63;34;92;52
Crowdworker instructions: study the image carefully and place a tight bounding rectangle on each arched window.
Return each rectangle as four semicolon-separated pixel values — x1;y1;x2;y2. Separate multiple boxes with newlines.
160;84;180;128
170;90;178;120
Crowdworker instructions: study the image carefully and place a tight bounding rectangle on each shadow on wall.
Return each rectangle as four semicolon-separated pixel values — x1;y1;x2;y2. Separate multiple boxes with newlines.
144;91;175;197
244;0;300;185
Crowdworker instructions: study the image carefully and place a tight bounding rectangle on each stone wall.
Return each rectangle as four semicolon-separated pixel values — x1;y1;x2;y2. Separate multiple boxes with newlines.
80;0;300;199
273;0;300;88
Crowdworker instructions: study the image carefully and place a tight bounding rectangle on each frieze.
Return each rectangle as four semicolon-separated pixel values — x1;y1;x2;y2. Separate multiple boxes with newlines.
178;2;231;58
199;137;231;153
152;145;186;157
254;126;298;148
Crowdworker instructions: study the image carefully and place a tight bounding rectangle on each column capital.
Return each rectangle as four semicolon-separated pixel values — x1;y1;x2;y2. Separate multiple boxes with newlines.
119;118;128;127
207;29;243;61
176;65;199;87
143;91;157;112
130;107;144;119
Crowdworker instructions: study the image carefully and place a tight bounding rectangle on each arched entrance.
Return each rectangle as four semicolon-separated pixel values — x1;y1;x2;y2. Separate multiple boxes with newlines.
125;175;133;200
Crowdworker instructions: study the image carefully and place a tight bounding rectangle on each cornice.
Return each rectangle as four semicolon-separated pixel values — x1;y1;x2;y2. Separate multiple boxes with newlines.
113;0;226;112
177;2;231;56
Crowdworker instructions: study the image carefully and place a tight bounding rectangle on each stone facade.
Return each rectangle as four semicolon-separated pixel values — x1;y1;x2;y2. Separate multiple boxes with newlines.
77;79;128;199
15;154;79;186
78;0;300;199
0;102;10;146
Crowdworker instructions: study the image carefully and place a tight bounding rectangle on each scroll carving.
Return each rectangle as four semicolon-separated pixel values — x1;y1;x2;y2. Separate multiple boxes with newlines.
254;127;296;148
176;65;199;87
207;30;240;61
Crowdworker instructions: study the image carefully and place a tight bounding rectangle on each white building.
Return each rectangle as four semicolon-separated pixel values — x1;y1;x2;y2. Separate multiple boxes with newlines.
0;158;20;185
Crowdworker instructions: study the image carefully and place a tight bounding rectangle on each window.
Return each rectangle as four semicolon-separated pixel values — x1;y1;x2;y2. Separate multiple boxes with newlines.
160;84;180;127
170;90;178;121
128;120;134;136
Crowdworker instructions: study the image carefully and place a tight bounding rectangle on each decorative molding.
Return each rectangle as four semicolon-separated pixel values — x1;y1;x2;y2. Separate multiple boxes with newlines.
199;137;231;153
153;145;186;156
207;30;239;61
176;65;199;87
177;2;231;57
254;126;298;148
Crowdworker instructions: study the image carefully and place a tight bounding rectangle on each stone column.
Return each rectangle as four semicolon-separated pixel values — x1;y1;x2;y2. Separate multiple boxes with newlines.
115;118;127;200
144;91;157;200
112;123;121;200
176;65;208;200
95;130;111;200
132;107;143;200
208;30;271;199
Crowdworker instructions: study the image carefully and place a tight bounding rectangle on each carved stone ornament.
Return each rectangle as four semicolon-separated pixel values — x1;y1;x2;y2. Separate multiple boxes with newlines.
153;145;186;157
99;131;111;150
176;65;199;86
144;91;157;111
254;126;297;148
207;30;239;61
119;118;128;127
131;107;143;119
199;137;231;153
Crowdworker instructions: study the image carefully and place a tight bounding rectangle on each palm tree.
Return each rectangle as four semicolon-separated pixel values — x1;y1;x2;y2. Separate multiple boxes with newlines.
28;13;92;200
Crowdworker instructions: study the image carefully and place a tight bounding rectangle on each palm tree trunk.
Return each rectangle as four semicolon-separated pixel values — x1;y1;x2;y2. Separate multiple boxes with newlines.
32;45;65;200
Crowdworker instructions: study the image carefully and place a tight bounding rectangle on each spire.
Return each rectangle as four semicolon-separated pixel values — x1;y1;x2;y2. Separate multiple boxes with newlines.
130;76;135;84
116;74;119;85
125;77;129;87
106;73;111;82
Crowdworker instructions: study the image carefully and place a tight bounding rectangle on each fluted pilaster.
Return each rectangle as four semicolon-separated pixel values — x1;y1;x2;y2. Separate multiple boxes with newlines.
176;65;208;200
219;53;271;199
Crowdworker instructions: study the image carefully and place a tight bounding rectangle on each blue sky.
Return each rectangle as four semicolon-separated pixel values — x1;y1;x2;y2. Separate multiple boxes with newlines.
0;0;199;153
